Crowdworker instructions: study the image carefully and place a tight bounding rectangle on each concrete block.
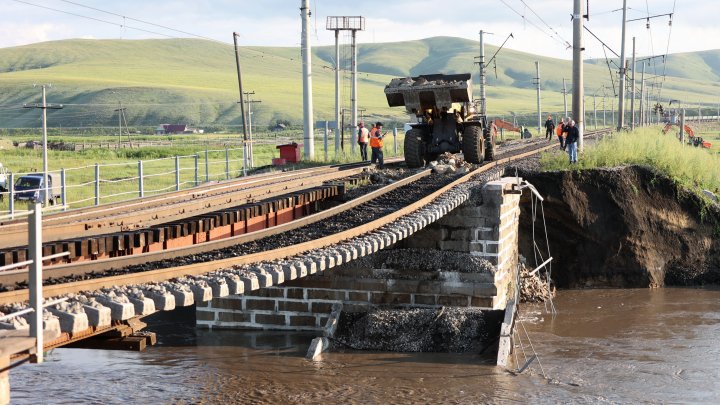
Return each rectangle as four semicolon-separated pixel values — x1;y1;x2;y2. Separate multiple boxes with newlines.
189;284;213;303
438;240;470;252
47;308;89;334
306;336;330;360
222;274;245;295
141;290;176;311
42;316;61;339
166;287;194;307
128;297;156;316
208;280;230;298
94;297;135;320
300;258;317;274
281;263;299;281
82;304;112;328
265;266;285;285
336;247;352;263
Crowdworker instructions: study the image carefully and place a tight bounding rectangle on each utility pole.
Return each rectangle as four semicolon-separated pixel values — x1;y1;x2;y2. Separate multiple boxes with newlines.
114;101;126;148
562;78;568;118
573;0;585;151
617;0;628;131
602;88;607;127
243;91;261;168
479;30;487;116
629;37;636;130
24;84;63;206
535;61;541;135
301;0;314;160
232;32;249;176
334;29;340;154
639;62;646;127
593;94;597;129
679;109;685;144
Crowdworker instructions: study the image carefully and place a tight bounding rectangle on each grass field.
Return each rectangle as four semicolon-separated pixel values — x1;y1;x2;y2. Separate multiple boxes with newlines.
0;37;718;130
541;125;720;196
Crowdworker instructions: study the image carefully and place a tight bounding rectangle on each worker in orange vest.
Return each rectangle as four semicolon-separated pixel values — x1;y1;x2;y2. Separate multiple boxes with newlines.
369;122;385;168
357;121;370;161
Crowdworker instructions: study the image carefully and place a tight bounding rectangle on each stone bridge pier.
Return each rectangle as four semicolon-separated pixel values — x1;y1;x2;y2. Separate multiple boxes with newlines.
197;176;522;332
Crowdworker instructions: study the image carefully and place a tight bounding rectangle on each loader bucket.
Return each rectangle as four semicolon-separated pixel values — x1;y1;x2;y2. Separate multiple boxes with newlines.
384;73;472;114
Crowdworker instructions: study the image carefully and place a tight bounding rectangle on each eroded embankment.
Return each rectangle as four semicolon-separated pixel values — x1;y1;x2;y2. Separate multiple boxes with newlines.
516;165;720;288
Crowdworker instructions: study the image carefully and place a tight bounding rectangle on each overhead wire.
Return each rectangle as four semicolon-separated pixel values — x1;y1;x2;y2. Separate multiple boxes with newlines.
497;0;571;49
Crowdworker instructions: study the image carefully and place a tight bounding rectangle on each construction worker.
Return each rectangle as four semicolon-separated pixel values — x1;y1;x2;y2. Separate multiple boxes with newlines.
556;118;566;150
357;121;370;161
369;122;385;168
566;120;579;163
544;115;555;140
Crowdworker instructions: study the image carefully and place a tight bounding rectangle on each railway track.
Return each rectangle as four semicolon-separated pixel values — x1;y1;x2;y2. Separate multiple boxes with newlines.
0;160;400;247
0;129;612;352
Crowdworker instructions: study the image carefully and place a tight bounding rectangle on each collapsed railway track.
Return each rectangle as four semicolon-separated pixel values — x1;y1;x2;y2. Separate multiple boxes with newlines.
0;130;611;353
0;160;394;247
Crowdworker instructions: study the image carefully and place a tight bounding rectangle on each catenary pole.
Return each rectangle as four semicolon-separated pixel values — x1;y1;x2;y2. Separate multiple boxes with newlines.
334;30;340;154
479;30;487;116
562;78;568;118
535;61;541;135
232;32;249;176
617;0;628;131
573;0;585;151
301;0;314;159
639;62;646;126
630;37;636;130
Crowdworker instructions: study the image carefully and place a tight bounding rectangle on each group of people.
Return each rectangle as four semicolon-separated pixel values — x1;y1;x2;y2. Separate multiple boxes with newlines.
357;121;385;168
544;116;579;164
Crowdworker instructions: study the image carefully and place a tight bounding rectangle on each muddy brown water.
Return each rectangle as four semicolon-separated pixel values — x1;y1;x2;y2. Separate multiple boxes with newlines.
11;288;720;404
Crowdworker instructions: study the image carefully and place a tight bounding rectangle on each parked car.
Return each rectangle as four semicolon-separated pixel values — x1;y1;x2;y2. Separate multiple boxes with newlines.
0;164;8;202
14;173;61;205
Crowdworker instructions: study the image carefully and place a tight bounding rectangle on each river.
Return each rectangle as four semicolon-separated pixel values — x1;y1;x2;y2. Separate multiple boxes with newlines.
11;288;720;404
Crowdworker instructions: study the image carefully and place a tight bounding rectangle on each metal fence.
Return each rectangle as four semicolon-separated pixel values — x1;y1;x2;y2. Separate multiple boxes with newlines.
0;147;249;219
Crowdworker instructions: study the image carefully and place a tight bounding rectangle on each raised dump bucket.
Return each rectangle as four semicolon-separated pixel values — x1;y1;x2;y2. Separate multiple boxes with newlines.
384;73;472;115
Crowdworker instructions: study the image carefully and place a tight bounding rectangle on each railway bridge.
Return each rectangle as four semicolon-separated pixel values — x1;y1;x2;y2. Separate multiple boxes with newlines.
0;133;611;403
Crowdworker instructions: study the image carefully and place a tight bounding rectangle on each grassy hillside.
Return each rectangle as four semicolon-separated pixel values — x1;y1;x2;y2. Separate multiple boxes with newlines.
0;37;717;131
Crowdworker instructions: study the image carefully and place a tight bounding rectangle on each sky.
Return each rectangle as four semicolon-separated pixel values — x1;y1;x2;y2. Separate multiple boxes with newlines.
0;0;717;61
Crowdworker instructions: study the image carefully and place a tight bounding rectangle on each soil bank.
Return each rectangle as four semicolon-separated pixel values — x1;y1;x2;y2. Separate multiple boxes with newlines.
516;165;720;288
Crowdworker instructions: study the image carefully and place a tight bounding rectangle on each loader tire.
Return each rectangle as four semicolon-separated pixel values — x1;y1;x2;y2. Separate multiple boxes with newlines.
462;125;485;164
404;128;426;168
484;132;496;161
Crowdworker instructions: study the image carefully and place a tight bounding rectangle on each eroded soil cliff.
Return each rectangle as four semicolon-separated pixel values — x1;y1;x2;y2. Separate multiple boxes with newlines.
516;166;720;288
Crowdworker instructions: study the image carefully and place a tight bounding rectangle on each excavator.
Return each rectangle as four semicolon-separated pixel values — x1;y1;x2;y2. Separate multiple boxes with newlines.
662;123;712;148
493;119;522;137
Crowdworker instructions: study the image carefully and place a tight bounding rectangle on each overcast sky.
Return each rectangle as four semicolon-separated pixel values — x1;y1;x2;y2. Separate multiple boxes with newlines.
1;0;716;60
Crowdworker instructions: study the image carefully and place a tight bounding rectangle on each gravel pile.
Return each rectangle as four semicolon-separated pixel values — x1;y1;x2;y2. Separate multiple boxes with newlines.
351;248;495;274
332;307;503;352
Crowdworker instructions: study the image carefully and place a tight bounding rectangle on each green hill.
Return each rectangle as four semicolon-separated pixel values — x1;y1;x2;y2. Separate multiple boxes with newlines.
0;37;717;130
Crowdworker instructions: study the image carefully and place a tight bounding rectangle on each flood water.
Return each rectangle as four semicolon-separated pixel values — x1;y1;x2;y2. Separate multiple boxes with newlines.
11;288;720;404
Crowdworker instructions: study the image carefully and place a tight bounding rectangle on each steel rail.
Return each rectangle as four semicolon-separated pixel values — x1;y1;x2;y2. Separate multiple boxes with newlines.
0;131;616;306
0;169;433;285
0;161;400;248
1;160;382;228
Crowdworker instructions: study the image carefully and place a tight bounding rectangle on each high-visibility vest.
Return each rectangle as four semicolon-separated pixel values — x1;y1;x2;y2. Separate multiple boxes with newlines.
369;127;384;148
358;127;369;143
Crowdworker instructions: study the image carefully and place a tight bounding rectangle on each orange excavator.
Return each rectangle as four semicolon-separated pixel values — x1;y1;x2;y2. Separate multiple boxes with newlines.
493;119;522;133
662;123;712;148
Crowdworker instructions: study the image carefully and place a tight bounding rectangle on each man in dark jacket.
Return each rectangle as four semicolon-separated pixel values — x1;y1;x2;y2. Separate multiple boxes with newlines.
544;115;555;140
566;120;579;163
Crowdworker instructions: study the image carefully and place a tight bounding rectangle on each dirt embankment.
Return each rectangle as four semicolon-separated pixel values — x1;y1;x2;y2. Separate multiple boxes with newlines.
516;165;720;288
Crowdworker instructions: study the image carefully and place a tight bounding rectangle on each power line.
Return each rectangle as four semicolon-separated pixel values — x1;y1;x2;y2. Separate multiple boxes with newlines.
58;0;228;45
497;0;571;49
9;0;175;38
